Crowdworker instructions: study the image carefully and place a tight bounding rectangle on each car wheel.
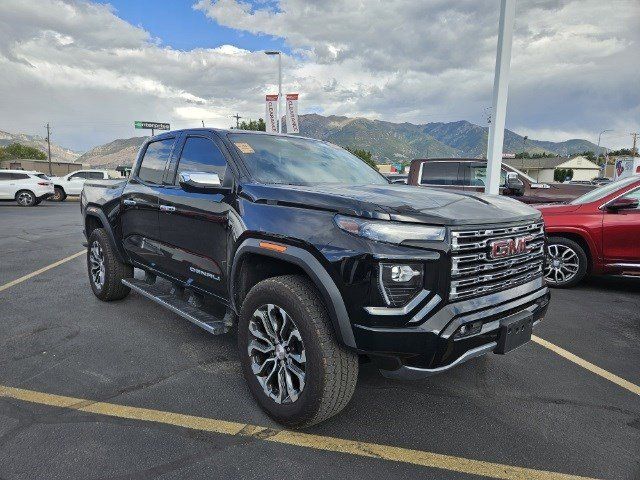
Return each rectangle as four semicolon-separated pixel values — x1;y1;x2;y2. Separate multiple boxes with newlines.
544;236;588;288
51;187;67;202
87;228;133;301
238;275;358;428
16;190;36;207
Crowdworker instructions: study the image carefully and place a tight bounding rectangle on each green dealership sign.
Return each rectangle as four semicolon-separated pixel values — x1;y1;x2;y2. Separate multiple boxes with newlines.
134;121;170;130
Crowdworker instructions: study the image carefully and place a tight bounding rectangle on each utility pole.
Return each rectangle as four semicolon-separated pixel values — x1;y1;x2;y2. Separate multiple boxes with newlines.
485;0;515;195
45;123;52;175
632;132;638;156
231;113;242;128
522;135;528;155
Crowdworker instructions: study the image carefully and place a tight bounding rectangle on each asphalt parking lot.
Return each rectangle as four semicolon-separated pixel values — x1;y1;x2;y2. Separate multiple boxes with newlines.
0;201;638;480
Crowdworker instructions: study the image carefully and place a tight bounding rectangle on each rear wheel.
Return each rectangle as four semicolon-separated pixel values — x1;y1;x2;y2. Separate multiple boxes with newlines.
16;190;36;207
238;275;358;428
51;187;66;202
544;236;588;288
87;228;133;301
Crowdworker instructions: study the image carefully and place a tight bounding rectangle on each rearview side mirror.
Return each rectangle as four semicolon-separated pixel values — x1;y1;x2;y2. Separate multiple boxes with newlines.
178;171;225;191
605;196;639;212
504;172;525;196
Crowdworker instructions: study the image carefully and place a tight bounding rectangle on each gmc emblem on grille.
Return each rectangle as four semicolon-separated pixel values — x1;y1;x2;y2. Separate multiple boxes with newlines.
489;235;534;259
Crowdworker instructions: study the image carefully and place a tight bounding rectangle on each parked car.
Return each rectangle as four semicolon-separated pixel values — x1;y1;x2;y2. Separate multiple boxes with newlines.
536;176;640;287
0;170;54;206
50;169;114;201
591;177;612;186
407;158;596;204
81;129;549;427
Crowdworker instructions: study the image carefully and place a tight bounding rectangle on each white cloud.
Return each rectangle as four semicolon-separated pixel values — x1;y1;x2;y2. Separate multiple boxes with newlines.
0;0;638;151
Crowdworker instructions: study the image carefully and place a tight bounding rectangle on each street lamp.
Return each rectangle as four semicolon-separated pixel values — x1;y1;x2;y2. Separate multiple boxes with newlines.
597;129;612;155
265;50;282;133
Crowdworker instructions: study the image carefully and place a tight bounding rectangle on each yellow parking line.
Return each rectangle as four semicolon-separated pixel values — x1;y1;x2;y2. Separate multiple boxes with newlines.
532;335;640;396
0;250;85;293
0;384;598;480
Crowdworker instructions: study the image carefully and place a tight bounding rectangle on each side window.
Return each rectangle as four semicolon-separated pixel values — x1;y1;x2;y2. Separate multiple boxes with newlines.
87;172;104;179
11;173;29;180
0;172;11;181
420;162;460;185
621;188;640;209
69;172;87;180
174;136;227;186
138;138;174;184
461;164;507;187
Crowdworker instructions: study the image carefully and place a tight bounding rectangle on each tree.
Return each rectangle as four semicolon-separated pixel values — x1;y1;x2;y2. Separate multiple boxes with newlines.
346;147;377;169
554;168;574;181
238;118;266;131
608;148;634;156
578;150;596;162
0;143;46;160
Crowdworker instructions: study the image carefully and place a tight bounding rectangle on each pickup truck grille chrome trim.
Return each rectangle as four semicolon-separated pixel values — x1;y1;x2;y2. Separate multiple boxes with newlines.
450;221;545;301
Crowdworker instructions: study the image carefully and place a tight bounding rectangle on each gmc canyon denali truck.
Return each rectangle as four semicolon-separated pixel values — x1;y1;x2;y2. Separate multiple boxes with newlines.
81;129;550;427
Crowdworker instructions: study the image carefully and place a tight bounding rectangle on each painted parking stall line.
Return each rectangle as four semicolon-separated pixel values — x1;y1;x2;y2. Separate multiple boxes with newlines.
0;384;598;480
532;335;640;396
0;250;85;293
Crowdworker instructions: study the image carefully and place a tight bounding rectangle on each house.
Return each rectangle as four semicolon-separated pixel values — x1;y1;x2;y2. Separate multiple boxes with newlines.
505;156;602;182
0;158;88;176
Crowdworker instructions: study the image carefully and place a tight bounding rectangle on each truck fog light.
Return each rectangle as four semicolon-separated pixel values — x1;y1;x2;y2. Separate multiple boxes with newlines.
379;263;423;307
454;320;483;339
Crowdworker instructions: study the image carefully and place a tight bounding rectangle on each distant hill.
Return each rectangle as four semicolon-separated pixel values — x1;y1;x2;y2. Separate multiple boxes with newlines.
66;113;606;167
299;115;605;162
77;136;148;167
0;130;80;163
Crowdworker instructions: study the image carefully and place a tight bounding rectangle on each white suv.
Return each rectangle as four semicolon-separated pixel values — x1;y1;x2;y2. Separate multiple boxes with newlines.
50;170;113;201
0;170;55;206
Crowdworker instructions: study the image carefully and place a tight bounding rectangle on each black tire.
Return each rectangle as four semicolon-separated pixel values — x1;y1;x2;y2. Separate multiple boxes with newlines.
544;236;588;288
238;275;358;428
15;190;36;207
87;228;133;301
34;199;42;205
51;187;67;202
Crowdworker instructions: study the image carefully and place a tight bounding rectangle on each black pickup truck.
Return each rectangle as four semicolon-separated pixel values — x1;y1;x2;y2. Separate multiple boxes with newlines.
81;129;550;427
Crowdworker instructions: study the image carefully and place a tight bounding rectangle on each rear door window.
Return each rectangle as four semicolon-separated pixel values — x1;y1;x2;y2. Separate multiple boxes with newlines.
11;173;29;180
87;171;104;179
138;138;175;184
0;172;12;181
420;162;460;185
173;136;227;185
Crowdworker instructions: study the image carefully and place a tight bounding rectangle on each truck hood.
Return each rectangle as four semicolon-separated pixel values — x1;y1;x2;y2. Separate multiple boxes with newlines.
241;183;541;226
534;203;581;214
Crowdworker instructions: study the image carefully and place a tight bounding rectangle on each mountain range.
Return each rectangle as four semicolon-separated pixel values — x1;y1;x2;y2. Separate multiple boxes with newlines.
5;114;605;167
0;130;80;163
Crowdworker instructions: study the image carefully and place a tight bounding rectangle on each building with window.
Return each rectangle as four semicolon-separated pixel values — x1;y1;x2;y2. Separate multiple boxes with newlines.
0;158;88;176
505;156;601;182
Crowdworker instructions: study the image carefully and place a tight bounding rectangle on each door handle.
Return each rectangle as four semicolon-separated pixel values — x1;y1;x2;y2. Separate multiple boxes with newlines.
160;205;176;213
123;199;137;206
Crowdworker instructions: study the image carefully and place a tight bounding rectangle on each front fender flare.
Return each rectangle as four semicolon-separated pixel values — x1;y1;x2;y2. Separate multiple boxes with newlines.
230;238;356;349
84;205;128;263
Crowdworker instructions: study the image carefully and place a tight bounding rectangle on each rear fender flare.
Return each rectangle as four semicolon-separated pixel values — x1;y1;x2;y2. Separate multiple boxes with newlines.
84;206;128;263
230;238;356;348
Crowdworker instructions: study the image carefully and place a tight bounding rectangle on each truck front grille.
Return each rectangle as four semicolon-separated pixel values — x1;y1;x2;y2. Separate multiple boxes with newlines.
449;221;545;301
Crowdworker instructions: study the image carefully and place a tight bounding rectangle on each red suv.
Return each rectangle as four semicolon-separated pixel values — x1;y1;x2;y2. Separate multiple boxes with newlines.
536;177;640;287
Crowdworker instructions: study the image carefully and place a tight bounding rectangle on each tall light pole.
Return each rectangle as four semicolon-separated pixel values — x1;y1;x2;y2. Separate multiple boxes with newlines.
597;129;612;155
265;50;282;133
485;0;516;195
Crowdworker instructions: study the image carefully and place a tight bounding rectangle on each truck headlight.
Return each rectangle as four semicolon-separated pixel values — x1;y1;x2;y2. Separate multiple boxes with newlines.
335;215;445;245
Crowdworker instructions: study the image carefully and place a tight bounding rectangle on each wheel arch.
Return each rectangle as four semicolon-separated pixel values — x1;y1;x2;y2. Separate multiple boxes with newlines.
545;228;596;273
84;206;128;264
231;238;356;349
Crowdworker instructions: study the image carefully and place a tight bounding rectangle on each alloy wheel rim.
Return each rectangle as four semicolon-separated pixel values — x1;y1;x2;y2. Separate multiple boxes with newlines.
89;241;105;290
248;304;306;404
544;244;579;284
17;192;33;206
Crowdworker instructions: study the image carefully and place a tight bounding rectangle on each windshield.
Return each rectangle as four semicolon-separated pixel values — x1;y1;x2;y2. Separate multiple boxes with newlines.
227;133;389;185
570;176;638;204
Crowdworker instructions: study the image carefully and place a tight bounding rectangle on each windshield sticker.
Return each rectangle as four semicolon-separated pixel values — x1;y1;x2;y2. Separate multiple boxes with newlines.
234;142;255;154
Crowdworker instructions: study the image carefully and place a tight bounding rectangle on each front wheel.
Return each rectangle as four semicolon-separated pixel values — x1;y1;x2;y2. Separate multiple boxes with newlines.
544;236;588;288
238;275;358;428
51;187;67;202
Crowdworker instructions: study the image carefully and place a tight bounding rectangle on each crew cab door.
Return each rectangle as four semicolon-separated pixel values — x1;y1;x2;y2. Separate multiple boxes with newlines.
602;187;640;263
417;161;465;191
65;172;89;195
121;136;176;268
156;133;234;300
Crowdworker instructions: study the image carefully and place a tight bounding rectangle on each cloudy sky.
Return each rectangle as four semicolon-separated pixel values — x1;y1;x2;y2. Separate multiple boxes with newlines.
0;0;638;152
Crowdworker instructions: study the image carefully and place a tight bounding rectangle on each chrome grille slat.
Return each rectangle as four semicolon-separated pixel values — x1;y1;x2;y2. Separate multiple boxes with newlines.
450;221;545;300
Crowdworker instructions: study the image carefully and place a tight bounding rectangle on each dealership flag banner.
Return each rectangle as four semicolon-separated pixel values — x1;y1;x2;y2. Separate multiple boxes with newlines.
265;94;279;133
285;94;300;134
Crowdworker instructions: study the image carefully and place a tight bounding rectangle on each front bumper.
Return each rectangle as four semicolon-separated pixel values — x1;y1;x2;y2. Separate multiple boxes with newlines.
352;277;550;379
